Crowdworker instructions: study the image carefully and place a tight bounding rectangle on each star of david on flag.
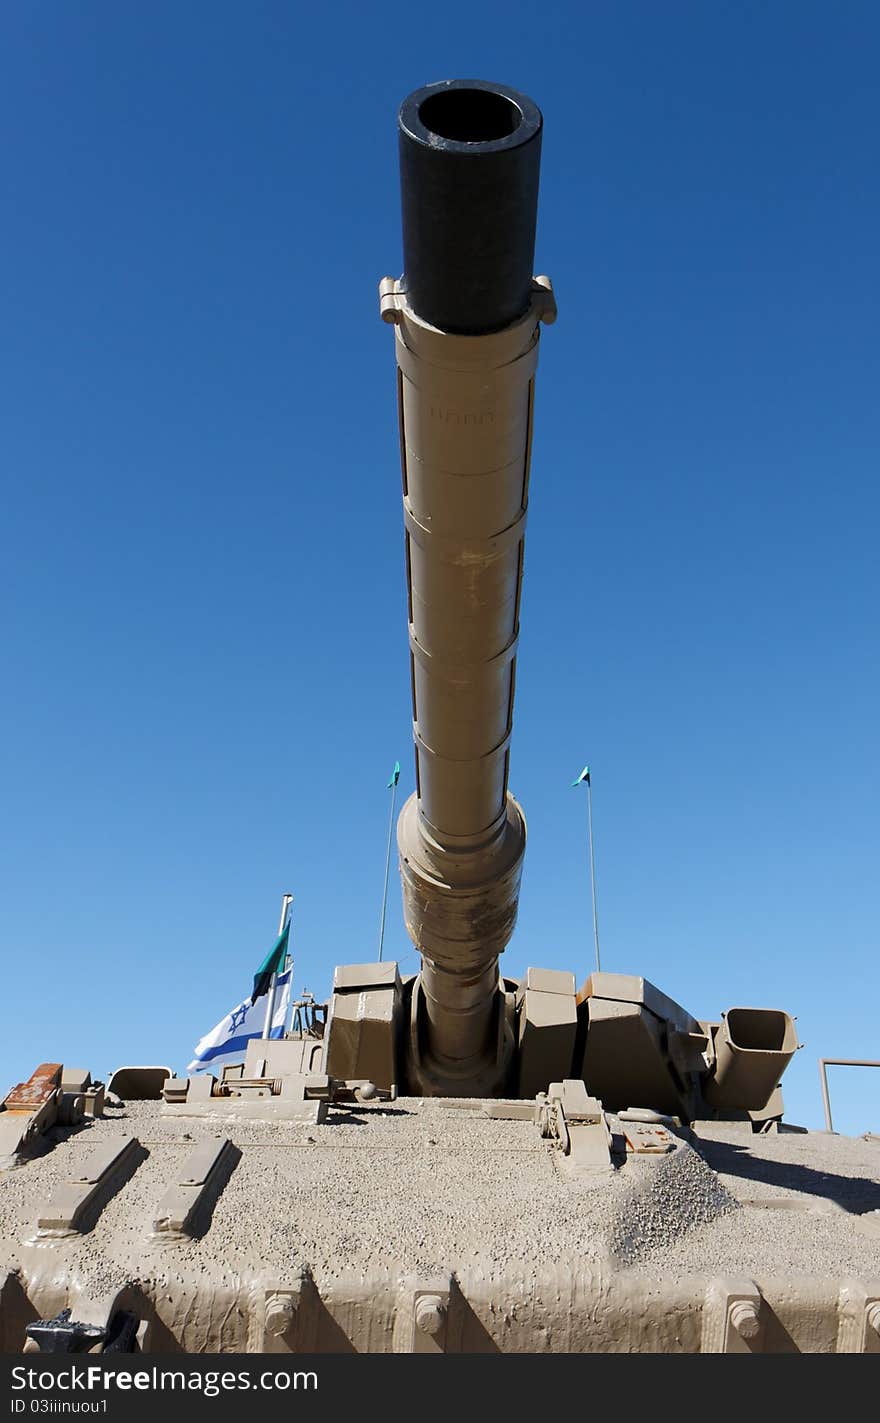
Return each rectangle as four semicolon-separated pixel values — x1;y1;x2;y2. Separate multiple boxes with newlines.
187;968;291;1074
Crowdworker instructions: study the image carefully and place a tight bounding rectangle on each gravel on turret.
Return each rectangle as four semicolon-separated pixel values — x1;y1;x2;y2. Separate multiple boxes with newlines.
606;1140;740;1266
624;1121;880;1280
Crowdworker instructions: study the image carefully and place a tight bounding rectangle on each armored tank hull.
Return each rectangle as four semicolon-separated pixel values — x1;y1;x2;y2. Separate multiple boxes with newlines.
1;1083;879;1353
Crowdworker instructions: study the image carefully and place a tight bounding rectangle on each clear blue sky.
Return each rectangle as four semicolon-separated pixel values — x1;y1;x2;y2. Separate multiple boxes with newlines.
2;2;877;1134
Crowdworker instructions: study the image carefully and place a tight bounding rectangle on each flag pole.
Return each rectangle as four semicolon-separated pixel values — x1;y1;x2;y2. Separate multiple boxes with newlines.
572;766;601;974
378;761;400;962
262;893;293;1040
586;778;601;974
281;948;295;1036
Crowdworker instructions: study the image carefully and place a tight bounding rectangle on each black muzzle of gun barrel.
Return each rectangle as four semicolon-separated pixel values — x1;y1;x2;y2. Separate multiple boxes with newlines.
398;79;543;335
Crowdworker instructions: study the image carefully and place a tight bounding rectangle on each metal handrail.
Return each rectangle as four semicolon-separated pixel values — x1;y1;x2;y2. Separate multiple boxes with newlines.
818;1057;880;1133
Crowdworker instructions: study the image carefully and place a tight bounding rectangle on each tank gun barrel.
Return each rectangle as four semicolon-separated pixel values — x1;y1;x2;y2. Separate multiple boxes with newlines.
381;80;555;1094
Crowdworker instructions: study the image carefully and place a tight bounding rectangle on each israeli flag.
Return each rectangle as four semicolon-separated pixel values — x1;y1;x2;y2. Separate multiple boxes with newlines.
187;969;292;1074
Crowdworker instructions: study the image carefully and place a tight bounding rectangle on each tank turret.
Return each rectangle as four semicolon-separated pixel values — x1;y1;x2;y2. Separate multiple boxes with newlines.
322;79;799;1118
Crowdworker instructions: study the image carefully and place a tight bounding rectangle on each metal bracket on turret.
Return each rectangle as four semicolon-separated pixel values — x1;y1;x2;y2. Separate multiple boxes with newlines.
0;1064;91;1170
162;1063;396;1123
35;1135;146;1238
538;1080;612;1174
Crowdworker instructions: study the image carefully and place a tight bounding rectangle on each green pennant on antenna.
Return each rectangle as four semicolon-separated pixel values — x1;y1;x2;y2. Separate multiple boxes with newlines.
572;765;591;787
250;918;290;1005
388;761;401;788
